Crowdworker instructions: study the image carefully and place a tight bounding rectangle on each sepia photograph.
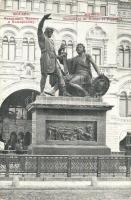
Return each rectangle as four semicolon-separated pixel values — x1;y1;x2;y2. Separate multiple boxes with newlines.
0;0;131;199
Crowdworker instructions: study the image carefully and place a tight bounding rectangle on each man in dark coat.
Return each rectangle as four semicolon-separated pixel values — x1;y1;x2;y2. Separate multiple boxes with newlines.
37;14;66;95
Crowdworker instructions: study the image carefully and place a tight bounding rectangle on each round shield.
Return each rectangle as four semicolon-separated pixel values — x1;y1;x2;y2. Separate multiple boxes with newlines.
89;75;110;97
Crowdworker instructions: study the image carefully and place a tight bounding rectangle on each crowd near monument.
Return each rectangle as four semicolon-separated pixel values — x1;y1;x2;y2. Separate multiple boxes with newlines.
28;14;112;155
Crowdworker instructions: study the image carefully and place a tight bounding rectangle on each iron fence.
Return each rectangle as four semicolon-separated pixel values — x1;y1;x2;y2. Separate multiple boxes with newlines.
0;154;131;178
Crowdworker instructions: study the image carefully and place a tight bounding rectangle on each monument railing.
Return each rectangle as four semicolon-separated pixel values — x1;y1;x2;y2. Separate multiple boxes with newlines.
0;153;131;178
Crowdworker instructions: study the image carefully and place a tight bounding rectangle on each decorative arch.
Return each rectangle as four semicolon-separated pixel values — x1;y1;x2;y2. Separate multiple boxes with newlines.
2;32;16;60
86;25;108;66
117;39;131;68
118;76;131;95
119;91;127;117
62;34;74;42
86;25;107;39
20;26;37;38
22;32;36;61
117;34;131;42
23;32;35;38
52;29;76;58
60;28;77;36
20;25;37;32
0;24;20;37
61;34;75;58
3;30;16;37
59;28;77;42
119;40;131;47
59;29;77;57
0;81;40;107
118;77;131;117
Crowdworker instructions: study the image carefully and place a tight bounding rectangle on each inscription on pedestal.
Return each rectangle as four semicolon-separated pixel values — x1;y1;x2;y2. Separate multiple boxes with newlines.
46;121;97;141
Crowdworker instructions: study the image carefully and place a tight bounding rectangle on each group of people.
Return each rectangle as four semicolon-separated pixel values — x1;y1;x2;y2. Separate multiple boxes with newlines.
0;131;31;153
38;13;101;97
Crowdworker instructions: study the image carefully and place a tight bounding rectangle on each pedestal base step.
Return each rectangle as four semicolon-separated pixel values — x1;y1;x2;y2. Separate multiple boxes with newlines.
29;145;111;155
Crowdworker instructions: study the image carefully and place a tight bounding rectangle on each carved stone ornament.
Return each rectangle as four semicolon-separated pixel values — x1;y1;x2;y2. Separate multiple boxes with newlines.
46;121;97;142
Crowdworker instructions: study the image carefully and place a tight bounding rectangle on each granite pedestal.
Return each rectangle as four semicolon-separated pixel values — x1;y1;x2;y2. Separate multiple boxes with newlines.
28;96;113;155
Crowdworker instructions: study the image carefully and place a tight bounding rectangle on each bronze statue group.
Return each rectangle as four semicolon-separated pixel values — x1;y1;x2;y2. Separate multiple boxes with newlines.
38;14;110;97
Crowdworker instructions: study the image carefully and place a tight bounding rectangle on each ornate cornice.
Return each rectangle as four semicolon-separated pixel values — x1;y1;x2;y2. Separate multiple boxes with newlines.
118;1;131;9
27;96;113;112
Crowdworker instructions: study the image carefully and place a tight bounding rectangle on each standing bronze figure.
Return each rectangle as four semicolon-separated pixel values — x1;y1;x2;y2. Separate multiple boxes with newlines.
37;14;66;95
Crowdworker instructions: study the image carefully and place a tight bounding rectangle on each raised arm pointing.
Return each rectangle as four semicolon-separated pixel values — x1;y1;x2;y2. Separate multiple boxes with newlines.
37;14;52;35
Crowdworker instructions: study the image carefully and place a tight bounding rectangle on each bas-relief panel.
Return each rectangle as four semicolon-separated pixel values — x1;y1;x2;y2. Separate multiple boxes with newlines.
46;120;97;142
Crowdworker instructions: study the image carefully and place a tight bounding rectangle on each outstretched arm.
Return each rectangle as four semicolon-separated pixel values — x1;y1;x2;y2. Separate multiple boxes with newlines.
88;55;101;75
37;14;52;36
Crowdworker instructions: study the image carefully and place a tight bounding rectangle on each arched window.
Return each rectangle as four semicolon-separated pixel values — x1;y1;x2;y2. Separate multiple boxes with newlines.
9;37;16;61
119;43;131;68
67;40;73;58
119;45;124;67
22;38;28;60
2;36;16;60
61;40;66;46
61;38;74;58
124;47;130;68
128;93;131;116
119;92;127;117
22;37;35;61
29;38;35;61
2;36;8;60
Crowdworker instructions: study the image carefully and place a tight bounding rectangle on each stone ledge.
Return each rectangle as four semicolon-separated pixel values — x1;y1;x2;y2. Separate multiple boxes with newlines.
1;180;131;189
30;145;111;155
27;96;113;112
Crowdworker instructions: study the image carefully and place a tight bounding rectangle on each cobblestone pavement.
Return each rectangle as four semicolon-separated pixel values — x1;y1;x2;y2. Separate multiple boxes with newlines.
0;189;131;200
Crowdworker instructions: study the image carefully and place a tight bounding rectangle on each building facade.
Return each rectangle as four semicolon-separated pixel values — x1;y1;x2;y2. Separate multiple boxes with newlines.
0;0;131;152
